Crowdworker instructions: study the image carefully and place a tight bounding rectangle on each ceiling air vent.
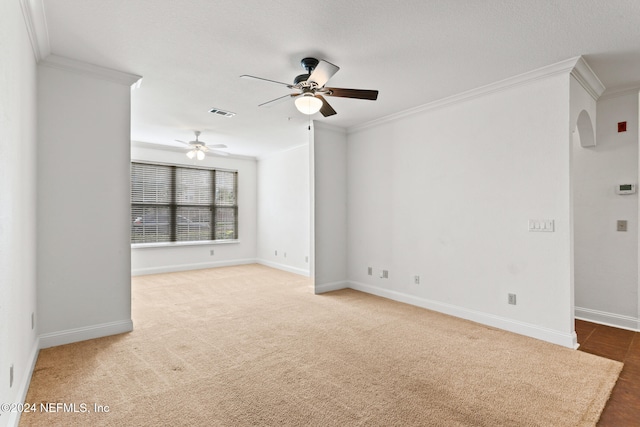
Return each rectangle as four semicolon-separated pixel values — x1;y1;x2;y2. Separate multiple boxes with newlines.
209;108;236;117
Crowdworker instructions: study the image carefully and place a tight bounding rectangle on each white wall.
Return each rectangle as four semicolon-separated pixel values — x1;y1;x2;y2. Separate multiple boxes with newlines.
0;1;39;424
37;57;138;348
313;123;348;292
346;73;576;346
573;91;639;330
130;145;257;275
257;144;310;276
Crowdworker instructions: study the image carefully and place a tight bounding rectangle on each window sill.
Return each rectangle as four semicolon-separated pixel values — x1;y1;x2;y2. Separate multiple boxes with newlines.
131;240;240;249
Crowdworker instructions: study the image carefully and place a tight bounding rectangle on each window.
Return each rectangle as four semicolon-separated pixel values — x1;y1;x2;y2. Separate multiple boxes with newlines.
131;162;238;244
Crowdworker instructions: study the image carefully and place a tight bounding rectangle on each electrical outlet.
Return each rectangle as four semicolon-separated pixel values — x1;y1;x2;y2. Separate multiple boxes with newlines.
617;220;628;232
10;364;13;388
367;267;372;276
275;250;278;256
210;249;215;256
305;256;309;263
380;270;389;279
414;275;420;285
284;252;287;258
508;293;517;305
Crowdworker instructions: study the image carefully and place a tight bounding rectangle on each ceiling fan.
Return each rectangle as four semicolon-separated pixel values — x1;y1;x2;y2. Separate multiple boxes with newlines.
241;57;379;117
175;131;228;159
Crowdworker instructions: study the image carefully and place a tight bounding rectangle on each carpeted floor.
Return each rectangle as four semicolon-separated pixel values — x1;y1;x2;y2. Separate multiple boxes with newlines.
21;264;621;426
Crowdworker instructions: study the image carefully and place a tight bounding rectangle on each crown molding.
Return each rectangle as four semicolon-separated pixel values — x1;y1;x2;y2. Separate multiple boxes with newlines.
349;57;584;135
132;140;184;153
599;83;640;101
257;142;310;161
570;57;606;100
20;0;51;62
40;54;142;86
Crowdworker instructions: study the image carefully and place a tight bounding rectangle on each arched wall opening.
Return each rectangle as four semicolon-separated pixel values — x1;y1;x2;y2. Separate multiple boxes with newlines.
570;108;596;348
575;109;596;148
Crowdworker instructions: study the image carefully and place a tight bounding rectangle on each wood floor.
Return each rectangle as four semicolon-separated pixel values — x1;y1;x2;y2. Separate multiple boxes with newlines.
575;319;640;426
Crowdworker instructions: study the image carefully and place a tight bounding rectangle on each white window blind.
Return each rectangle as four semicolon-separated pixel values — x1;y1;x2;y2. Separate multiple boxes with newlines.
214;170;237;240
131;162;238;244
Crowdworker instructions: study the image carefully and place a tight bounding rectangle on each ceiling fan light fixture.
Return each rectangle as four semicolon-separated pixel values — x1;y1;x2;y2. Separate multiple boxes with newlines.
295;94;323;115
243;57;379;118
179;131;226;159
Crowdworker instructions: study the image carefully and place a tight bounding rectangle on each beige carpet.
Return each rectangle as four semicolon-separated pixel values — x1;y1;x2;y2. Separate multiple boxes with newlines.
22;264;621;426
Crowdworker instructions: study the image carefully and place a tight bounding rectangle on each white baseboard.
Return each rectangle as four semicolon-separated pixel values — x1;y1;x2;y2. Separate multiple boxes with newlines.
575;306;639;331
256;259;310;277
314;281;349;294
39;319;133;349
131;258;258;276
348;281;577;349
6;338;40;427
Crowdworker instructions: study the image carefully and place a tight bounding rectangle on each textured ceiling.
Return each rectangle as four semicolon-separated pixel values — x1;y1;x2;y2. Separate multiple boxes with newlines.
42;0;640;157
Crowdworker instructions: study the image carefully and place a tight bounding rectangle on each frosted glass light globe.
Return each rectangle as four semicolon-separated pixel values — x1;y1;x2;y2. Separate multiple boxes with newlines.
295;94;322;115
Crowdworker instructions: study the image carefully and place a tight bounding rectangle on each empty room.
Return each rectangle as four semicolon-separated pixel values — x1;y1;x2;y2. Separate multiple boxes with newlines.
2;1;640;426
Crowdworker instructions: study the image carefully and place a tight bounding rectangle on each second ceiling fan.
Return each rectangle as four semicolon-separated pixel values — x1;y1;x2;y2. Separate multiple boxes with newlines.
176;131;228;160
241;57;378;117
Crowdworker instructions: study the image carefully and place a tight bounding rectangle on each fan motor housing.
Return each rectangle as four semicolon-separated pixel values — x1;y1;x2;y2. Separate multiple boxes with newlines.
294;74;310;85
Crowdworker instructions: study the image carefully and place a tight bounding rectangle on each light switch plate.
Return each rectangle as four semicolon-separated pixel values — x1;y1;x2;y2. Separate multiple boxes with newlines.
528;219;554;232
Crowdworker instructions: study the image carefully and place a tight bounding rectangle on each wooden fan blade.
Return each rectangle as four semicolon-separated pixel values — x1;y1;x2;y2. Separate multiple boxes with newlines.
258;93;299;107
325;87;378;100
316;95;337;117
308;60;339;87
240;75;295;88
